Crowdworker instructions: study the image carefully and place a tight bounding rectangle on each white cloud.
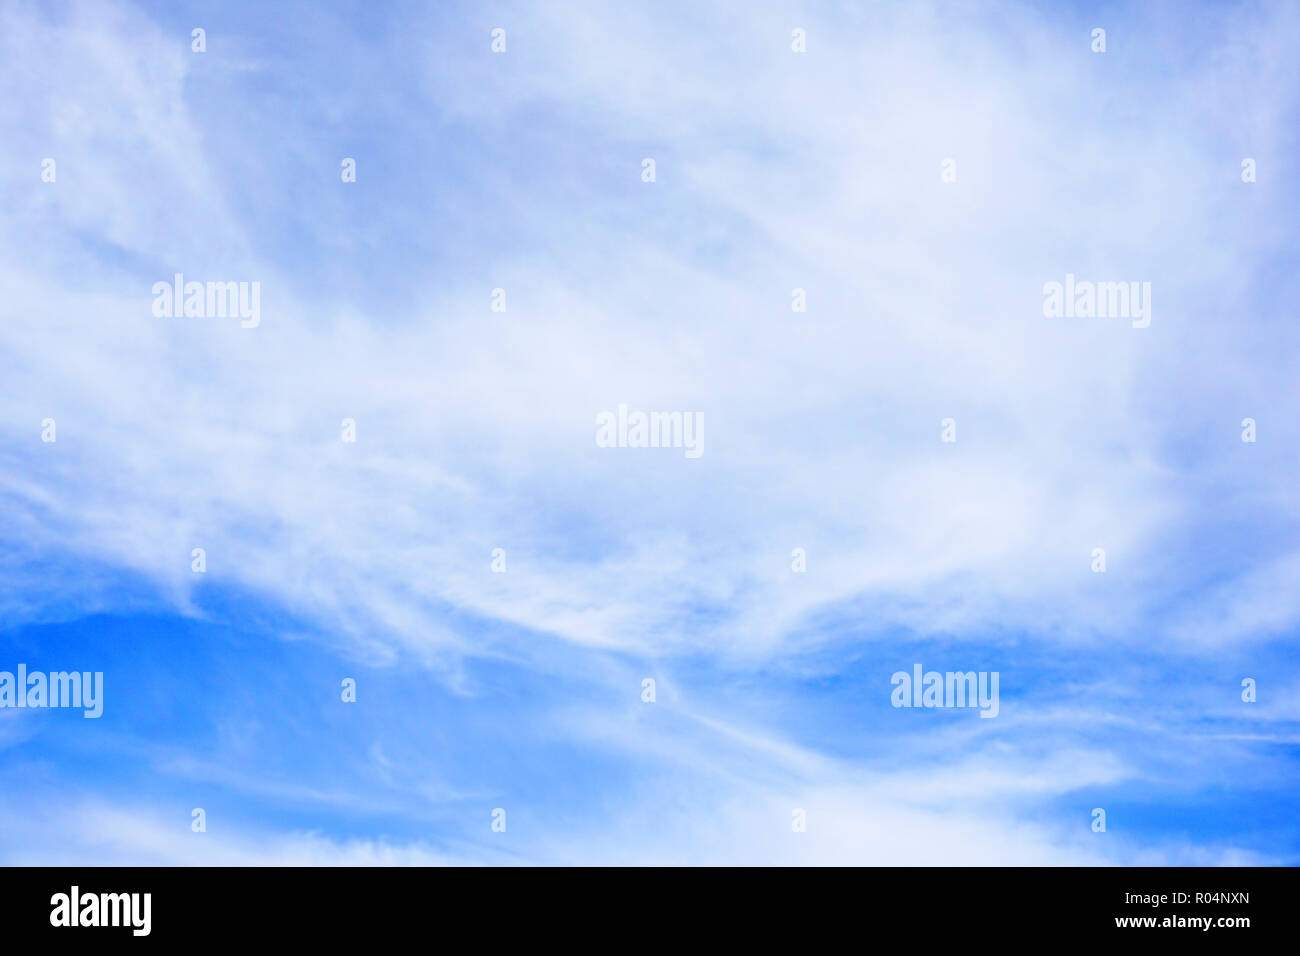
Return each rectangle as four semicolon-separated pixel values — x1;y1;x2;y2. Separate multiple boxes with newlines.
0;0;1296;865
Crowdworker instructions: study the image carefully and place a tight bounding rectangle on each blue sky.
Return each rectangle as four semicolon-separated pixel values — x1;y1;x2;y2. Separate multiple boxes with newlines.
1;0;1297;864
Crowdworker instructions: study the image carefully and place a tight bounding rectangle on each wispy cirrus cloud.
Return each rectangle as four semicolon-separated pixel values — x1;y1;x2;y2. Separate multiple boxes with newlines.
0;0;1296;864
